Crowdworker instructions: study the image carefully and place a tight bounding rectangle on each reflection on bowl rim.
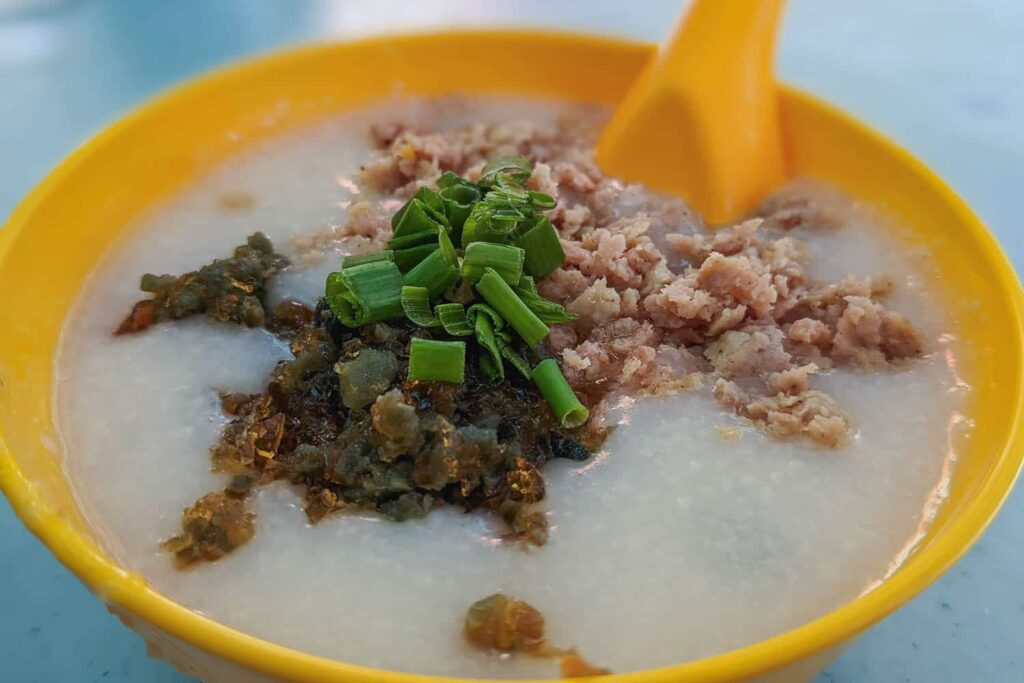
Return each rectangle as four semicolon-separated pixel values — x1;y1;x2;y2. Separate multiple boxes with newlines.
1;29;1023;683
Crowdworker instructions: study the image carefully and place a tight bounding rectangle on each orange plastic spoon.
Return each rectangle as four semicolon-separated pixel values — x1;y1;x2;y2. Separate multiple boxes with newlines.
596;0;787;224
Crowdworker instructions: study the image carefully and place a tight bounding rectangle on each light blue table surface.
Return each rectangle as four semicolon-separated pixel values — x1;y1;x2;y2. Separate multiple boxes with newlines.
2;1;1022;681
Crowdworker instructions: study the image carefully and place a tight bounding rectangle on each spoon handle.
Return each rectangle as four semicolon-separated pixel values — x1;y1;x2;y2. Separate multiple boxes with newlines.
597;0;787;224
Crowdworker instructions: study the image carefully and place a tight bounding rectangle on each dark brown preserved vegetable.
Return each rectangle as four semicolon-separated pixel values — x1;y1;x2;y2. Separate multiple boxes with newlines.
116;232;288;334
161;491;255;568
138;232;605;566
165;300;605;566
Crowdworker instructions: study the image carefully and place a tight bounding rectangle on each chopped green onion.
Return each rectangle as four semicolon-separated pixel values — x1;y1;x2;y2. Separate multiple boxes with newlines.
479;355;502;382
513;216;565;280
401;286;439;327
461;202;523;247
325;261;404;327
474;313;504;382
515;276;578;324
495;331;531;379
390;199;414;231
514;275;541;296
391;190;448;239
461;242;525;285
437;227;459;267
479;155;531;187
415;186;445;214
391;198;439;238
531;359;589;428
501;347;531;379
403;230;459;298
387;229;438;251
467;303;505;331
342;250;394;269
393;243;439;273
491;207;527;232
479;356;503;382
408;338;465;384
392;186;444;220
435;303;473;336
475;268;549;348
489;180;531;204
439;183;482;235
403;250;458;298
436;171;464;189
499;183;531;202
528;191;557;210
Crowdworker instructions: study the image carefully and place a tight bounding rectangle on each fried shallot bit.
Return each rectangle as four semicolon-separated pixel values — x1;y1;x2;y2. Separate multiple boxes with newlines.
161;491;255;568
463;593;610;678
115;232;288;334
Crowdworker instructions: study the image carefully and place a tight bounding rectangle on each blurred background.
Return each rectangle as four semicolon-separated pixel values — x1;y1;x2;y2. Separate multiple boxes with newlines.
1;1;1021;681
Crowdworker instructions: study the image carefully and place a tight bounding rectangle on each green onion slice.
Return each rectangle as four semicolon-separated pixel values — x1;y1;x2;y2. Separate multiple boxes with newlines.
342;250;394;269
488;180;531;205
400;286;439;327
475;268;549;348
403;229;459;298
495;331;531;379
391;189;449;239
474;313;504;382
387;230;439;251
435;303;473;336
531;358;589;428
434;301;504;339
393;243;439;273
461;242;525;285
528;191;557;210
436;171;464;189
467;303;505;331
403;249;459;298
391;198;440;238
415;186;446;214
479;155;532;187
461;202;522;247
439;183;482;233
514;276;578;324
513;215;565;280
325;260;404;327
437;227;458;267
408;338;465;384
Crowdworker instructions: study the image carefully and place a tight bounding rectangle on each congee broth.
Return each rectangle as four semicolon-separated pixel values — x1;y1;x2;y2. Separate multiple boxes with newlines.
56;97;970;678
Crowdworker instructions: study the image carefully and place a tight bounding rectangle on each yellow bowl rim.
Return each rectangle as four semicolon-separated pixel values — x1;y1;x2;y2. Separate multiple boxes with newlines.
2;28;1023;683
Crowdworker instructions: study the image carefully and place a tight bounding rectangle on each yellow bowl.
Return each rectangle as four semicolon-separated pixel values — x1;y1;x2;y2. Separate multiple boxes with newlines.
1;29;1022;683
